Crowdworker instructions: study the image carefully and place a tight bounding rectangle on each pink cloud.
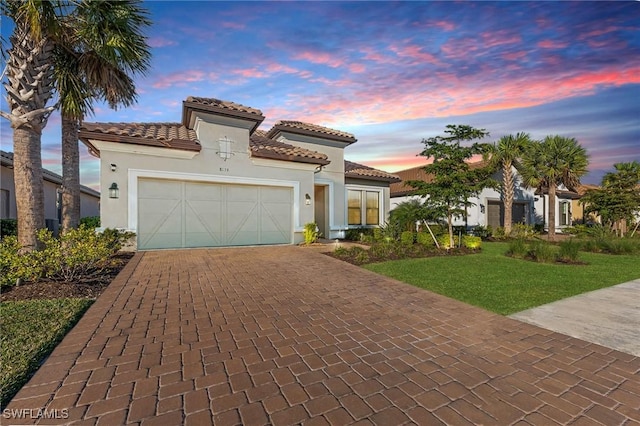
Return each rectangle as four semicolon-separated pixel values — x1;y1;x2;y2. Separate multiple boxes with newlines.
537;40;568;49
151;70;206;89
293;51;344;68
389;44;441;65
502;51;528;61
148;36;178;48
221;21;245;30
348;63;366;73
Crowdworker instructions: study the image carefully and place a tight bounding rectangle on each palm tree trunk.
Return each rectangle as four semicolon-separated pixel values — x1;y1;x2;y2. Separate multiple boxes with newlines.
61;115;81;232
13;127;46;251
548;184;557;240
503;161;514;236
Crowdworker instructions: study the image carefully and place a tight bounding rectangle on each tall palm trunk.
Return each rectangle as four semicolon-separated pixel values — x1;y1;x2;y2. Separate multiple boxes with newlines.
3;23;56;251
548;184;557;240
13;127;46;251
502;161;514;236
61;115;80;232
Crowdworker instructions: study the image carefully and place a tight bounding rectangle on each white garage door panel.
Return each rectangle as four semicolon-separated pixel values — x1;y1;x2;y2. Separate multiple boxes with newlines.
138;179;292;249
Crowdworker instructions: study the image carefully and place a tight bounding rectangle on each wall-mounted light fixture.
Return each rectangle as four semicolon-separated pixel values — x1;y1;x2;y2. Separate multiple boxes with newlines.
109;182;119;199
480;203;485;214
110;163;117;172
305;193;312;205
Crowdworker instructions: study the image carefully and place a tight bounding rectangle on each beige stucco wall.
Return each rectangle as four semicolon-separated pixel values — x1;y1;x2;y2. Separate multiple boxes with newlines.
95;120;317;243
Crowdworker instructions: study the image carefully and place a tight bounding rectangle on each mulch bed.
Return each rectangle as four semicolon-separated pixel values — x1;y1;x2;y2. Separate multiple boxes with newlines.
0;252;135;302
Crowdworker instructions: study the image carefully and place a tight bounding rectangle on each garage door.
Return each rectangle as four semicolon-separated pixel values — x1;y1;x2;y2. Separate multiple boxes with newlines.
138;179;292;249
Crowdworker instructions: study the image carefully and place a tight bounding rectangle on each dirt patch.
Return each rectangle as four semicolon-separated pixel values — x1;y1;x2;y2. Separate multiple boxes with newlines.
0;252;135;302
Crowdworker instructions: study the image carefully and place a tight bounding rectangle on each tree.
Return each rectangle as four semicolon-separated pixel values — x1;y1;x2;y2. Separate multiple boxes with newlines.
56;1;151;232
581;161;640;236
407;125;497;248
389;199;444;246
1;0;60;251
485;133;532;236
520;136;589;240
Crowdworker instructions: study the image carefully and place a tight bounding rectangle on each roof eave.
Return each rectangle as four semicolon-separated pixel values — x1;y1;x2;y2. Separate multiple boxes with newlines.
182;101;265;133
251;151;330;166
269;124;357;145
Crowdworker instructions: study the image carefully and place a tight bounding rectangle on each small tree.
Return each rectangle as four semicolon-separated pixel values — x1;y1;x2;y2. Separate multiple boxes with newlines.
389;199;444;247
408;125;497;249
581;161;640;237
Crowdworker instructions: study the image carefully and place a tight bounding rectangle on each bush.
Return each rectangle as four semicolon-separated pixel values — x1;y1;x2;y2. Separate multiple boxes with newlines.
462;235;482;249
506;238;528;258
400;231;414;246
598;238;638;255
79;216;100;228
416;231;435;246
558;238;582;262
303;222;319;245
471;225;492;240
0;226;133;287
528;240;556;263
437;233;460;249
511;223;536;239
0;219;18;238
344;227;374;242
492;226;506;240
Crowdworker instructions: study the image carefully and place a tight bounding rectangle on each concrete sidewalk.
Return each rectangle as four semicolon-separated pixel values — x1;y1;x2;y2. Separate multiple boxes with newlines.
510;279;640;357
5;247;640;425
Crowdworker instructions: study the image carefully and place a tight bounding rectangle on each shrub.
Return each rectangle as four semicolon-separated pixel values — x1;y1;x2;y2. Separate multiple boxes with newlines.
416;231;435;246
437;233;460;249
344;227;374;242
506;238;528;258
598;238;637;255
511;223;536;239
528;240;556;263
533;223;545;234
462;235;482;249
0;219;18;238
471;225;492;240
0;237;44;287
558;238;582;262
303;222;319;245
492;226;506;240
400;231;414;246
79;216;100;228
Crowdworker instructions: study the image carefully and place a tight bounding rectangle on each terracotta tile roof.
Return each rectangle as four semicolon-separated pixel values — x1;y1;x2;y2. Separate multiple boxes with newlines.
250;130;329;165
79;122;201;154
389;161;489;197
344;160;401;183
267;121;357;144
184;96;263;116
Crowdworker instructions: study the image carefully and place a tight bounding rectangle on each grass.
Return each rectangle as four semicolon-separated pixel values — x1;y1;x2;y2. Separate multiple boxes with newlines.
364;242;640;316
0;298;93;408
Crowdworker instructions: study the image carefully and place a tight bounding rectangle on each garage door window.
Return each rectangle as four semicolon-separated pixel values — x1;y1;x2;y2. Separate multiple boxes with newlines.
348;189;380;226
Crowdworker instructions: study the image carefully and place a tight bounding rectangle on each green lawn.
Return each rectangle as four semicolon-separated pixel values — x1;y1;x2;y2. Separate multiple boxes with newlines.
0;298;93;408
364;242;640;315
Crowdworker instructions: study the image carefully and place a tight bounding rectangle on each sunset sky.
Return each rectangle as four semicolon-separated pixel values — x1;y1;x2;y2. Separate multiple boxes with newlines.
1;1;639;190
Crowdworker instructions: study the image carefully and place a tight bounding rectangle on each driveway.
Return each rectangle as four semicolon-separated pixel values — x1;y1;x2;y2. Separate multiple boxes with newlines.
5;246;640;425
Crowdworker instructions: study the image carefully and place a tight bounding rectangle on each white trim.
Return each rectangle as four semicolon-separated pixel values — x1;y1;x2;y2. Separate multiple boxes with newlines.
345;184;384;227
251;157;319;171
91;140;199;159
314;178;337;231
127;169;300;233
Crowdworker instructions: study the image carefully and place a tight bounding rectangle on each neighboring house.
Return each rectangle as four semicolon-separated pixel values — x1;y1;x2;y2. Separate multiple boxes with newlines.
0;150;100;233
390;163;582;232
78;96;399;250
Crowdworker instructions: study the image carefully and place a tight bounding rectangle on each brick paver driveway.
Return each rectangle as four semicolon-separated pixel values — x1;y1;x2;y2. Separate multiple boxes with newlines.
5;246;640;425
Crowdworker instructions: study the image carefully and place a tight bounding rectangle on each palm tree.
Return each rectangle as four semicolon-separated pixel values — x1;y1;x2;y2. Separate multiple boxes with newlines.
1;0;61;251
485;133;531;236
56;1;151;232
520;136;589;239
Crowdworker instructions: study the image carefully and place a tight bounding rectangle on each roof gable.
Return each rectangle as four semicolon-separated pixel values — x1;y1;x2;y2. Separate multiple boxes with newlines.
182;96;264;133
267;121;357;145
345;160;401;183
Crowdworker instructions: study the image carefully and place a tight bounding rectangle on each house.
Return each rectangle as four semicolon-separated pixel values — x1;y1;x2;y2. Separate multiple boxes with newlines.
390;162;582;232
0;150;100;233
78;96;400;250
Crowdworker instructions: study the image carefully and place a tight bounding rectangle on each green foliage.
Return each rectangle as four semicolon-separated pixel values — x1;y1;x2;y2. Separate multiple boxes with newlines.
471;225;492;240
375;222;401;242
528;240;557;263
0;298;93;407
79;216;100;228
0;219;18;238
437;233;460;249
344;227;374;242
492;226;506;239
462;235;482;249
400;231;415;245
582;161;640;236
510;223;536;239
0;226;133;286
389;199;441;233
407;124;498;249
416;231;435;246
558;239;582;262
303;222;320;245
506;238;529;258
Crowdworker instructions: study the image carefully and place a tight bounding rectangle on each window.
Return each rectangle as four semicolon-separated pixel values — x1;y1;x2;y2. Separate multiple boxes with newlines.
348;190;362;225
560;201;570;226
348;189;380;226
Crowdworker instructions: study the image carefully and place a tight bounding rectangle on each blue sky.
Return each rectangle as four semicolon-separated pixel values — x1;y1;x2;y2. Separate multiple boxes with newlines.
2;1;639;190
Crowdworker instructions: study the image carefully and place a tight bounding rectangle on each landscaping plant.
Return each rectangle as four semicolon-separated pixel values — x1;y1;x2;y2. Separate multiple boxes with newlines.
303;222;320;245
